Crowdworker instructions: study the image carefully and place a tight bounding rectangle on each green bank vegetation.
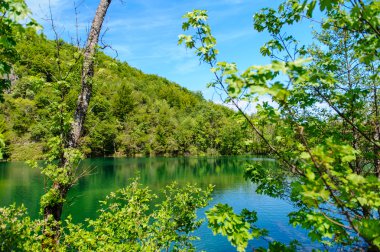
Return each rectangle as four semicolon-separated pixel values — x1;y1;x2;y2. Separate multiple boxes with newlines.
0;0;219;250
0;31;267;161
1;0;379;251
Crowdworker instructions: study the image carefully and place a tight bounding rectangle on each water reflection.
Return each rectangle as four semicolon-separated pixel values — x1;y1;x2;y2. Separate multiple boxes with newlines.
0;156;317;251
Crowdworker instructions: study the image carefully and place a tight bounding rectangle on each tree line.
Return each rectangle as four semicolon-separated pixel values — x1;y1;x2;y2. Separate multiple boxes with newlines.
1;0;379;251
0;30;269;161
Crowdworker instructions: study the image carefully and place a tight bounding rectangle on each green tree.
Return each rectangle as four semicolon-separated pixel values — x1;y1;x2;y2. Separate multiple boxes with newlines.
112;82;135;120
0;0;38;101
0;0;37;159
0;133;5;159
0;113;6;159
180;0;380;250
1;27;254;160
0;180;213;251
0;1;257;251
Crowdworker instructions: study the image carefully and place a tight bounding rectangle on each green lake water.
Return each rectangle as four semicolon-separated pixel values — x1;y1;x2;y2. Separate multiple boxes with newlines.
0;156;319;251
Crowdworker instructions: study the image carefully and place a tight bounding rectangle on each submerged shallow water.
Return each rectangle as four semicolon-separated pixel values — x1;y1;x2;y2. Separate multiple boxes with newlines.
0;156;320;251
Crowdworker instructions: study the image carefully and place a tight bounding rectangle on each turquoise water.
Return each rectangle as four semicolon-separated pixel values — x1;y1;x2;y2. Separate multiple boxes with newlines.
0;156;318;251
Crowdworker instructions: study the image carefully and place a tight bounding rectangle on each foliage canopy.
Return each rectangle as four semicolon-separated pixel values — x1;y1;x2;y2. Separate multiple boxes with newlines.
180;0;380;250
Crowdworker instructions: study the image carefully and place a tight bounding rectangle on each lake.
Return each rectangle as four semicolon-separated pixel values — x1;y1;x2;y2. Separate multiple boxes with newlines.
0;156;318;251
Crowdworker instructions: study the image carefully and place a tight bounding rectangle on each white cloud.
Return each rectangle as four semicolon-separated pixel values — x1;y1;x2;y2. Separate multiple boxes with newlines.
107;14;175;31
214;95;276;115
26;0;71;19
174;58;200;74
221;0;244;4
216;29;255;43
216;100;257;114
25;0;97;44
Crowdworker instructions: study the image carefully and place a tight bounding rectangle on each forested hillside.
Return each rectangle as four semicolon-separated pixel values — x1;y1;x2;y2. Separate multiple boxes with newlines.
0;30;263;160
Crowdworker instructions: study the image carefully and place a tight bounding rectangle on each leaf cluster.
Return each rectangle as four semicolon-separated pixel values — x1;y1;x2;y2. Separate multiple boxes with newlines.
180;0;380;250
0;179;214;251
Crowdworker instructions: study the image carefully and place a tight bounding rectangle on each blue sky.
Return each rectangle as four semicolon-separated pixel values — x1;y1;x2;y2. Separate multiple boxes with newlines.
25;0;317;102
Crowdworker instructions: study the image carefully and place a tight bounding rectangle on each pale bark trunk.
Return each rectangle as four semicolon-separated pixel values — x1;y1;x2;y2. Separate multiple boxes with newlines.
374;83;380;179
69;0;112;148
43;0;112;247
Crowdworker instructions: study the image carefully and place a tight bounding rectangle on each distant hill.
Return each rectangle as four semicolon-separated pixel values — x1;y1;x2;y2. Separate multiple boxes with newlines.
0;30;265;160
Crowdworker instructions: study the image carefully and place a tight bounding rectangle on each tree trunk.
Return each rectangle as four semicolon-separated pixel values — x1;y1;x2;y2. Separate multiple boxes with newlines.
69;0;112;148
43;0;112;247
374;84;380;179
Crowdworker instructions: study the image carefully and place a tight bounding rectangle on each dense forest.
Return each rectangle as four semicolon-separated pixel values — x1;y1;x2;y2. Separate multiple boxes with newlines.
1;0;379;251
0;30;267;161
